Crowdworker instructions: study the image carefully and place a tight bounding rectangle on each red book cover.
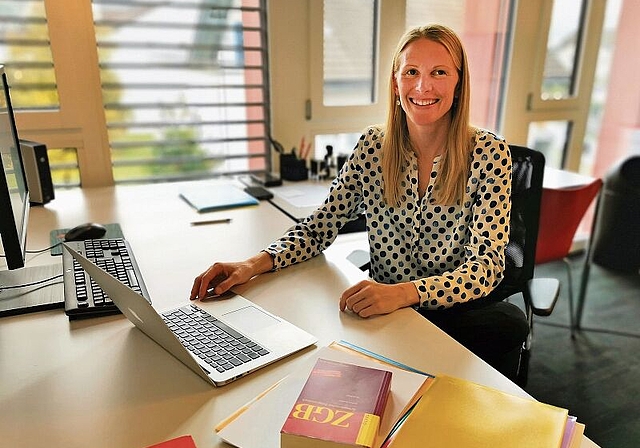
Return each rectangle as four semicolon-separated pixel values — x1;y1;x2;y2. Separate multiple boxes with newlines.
281;358;393;448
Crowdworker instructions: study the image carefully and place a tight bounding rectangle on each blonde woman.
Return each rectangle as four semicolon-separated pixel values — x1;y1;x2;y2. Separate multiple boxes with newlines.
192;25;528;379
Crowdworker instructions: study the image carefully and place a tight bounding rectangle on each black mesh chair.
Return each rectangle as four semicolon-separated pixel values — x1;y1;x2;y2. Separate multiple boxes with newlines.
489;145;558;385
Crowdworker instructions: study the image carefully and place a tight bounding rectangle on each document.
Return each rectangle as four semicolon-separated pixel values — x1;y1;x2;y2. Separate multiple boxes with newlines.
215;341;432;448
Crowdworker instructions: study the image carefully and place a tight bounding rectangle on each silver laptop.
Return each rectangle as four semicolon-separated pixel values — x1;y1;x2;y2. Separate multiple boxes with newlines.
63;243;317;386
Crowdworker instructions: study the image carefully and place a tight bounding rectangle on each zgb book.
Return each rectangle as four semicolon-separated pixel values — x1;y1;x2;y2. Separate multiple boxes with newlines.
280;358;393;448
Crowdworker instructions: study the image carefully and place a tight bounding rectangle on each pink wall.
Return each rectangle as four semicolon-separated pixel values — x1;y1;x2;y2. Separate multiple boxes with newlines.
592;0;640;177
462;0;507;130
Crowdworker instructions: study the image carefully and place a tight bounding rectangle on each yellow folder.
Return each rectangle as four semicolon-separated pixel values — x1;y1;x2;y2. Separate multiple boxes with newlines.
385;374;568;448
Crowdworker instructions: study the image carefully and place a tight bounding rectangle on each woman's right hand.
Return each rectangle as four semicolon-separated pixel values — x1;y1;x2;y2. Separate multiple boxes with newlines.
190;251;274;301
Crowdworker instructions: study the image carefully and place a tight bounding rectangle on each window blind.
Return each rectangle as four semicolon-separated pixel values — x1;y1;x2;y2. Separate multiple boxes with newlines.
92;0;271;183
0;0;58;110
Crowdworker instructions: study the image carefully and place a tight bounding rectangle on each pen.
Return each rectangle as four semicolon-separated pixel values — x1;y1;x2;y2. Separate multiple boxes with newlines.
190;218;232;226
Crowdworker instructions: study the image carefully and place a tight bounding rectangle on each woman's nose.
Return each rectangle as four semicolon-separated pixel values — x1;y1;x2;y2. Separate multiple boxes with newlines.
415;75;432;92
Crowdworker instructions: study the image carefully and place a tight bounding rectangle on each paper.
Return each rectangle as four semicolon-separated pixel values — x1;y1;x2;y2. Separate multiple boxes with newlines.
215;343;431;448
384;374;569;448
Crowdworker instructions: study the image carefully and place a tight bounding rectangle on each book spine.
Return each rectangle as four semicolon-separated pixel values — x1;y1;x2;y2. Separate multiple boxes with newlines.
355;413;380;446
374;371;393;416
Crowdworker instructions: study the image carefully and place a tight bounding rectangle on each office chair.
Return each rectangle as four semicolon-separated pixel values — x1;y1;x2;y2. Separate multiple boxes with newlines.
347;145;547;387
576;155;640;330
534;177;603;337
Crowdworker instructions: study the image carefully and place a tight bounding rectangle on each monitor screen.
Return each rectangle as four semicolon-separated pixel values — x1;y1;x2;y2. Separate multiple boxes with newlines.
0;65;29;270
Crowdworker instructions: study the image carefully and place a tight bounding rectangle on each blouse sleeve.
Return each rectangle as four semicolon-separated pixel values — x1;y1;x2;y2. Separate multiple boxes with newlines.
263;135;368;270
413;136;512;310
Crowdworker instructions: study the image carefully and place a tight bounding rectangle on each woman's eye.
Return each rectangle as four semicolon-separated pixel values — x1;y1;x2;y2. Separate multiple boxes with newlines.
406;68;418;76
434;69;447;76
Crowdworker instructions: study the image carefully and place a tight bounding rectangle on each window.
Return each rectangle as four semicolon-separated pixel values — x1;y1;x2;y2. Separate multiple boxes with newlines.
307;0;512;162
92;0;271;183
323;0;378;107
0;0;270;187
0;1;80;186
405;0;511;130
0;0;58;110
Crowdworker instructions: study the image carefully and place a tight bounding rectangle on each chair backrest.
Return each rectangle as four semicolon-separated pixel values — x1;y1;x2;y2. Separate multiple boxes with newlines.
535;178;602;264
489;145;545;301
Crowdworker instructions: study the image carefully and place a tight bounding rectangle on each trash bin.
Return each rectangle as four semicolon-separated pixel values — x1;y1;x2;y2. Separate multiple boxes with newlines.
590;155;640;272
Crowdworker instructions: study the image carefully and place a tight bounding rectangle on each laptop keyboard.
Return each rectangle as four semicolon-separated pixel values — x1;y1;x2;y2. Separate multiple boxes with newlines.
162;304;270;373
63;239;151;319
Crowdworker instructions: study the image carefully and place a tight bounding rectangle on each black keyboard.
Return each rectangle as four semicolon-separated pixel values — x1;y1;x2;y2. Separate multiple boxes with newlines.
162;304;270;373
63;239;151;319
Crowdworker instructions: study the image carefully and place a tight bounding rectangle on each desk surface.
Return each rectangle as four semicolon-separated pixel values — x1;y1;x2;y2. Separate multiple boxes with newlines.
268;167;596;221
0;181;598;448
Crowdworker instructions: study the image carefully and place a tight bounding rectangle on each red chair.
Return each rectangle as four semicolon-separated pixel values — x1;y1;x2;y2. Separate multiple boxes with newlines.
534;177;603;336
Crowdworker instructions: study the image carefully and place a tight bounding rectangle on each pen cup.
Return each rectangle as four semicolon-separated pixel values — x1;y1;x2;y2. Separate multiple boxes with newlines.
280;153;308;181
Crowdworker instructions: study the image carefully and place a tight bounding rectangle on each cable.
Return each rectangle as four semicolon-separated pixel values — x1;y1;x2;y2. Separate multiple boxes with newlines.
26;242;62;254
0;273;63;291
0;242;62;258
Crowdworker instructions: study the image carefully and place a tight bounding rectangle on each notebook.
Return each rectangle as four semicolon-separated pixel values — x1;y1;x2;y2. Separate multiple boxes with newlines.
179;183;259;213
63;243;317;386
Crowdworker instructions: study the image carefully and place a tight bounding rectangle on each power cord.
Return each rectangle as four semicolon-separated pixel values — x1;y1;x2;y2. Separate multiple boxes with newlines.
0;273;64;294
26;242;63;254
0;241;62;258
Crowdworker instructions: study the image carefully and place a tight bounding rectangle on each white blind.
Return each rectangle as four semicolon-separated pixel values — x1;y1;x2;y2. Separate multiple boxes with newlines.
0;0;58;110
92;0;271;183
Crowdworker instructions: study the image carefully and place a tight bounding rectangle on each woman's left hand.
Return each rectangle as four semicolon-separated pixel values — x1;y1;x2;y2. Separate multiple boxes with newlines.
339;280;419;318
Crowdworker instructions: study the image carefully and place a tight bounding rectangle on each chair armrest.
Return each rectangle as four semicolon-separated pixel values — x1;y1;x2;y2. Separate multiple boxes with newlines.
524;278;560;317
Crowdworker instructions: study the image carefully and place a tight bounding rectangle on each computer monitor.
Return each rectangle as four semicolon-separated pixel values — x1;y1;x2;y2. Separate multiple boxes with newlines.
0;64;29;270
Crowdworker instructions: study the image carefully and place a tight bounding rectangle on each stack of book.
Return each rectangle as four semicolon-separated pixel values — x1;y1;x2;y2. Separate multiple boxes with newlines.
215;341;585;448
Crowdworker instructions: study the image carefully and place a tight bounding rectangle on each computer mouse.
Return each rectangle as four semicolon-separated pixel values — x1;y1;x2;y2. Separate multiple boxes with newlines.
64;222;107;242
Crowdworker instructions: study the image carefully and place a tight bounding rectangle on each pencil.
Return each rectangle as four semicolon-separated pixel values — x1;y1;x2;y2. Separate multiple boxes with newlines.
190;218;232;226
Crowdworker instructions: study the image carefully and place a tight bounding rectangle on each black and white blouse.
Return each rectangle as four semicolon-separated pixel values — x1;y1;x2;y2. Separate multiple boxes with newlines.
264;126;512;310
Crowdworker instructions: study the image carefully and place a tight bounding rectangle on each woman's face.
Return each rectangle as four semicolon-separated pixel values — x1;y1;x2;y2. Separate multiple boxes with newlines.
394;38;459;132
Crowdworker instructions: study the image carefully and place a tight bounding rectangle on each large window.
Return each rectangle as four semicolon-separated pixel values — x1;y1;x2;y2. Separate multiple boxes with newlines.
299;0;512;162
0;0;270;187
92;0;271;183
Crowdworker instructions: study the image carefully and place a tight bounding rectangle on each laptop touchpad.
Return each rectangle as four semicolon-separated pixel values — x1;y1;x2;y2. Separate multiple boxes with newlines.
222;305;280;334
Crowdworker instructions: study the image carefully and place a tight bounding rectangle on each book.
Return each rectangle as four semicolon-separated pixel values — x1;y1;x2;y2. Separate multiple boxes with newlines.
215;342;432;448
280;358;393;448
561;416;578;448
179;183;258;213
382;374;570;448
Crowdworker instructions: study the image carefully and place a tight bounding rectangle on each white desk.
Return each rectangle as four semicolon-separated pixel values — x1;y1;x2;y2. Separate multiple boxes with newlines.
0;181;598;448
543;167;596;190
267;168;596;222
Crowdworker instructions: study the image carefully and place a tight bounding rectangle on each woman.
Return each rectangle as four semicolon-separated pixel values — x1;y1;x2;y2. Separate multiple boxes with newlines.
191;25;528;379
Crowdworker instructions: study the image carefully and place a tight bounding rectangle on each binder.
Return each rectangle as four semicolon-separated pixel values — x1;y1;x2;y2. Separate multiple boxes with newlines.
179;183;258;213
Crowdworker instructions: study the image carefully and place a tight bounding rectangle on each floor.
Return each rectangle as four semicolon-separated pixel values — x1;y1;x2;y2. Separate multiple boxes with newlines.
517;255;640;448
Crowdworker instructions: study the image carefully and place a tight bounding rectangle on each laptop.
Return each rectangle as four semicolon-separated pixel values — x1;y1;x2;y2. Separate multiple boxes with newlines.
63;243;317;386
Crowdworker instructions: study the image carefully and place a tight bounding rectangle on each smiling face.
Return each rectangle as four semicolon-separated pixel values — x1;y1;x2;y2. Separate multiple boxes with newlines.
393;37;460;135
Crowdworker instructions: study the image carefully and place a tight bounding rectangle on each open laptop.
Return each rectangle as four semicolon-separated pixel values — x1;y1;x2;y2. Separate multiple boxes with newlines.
63;243;317;386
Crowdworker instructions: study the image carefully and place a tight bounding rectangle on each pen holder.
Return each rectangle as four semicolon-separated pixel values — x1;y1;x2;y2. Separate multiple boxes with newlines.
280;153;308;181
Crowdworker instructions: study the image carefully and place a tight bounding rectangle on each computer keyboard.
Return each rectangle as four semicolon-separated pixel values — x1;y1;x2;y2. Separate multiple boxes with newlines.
63;238;151;319
162;304;270;373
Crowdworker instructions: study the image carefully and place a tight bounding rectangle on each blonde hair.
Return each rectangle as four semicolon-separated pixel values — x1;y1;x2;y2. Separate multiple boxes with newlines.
382;24;474;206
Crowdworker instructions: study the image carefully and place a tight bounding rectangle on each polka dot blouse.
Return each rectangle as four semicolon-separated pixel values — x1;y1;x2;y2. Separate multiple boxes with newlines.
264;126;512;310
